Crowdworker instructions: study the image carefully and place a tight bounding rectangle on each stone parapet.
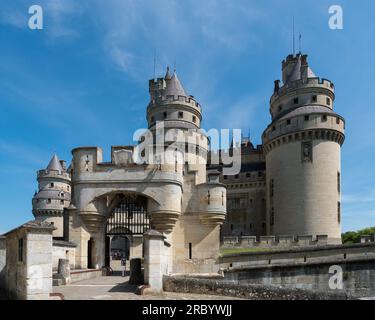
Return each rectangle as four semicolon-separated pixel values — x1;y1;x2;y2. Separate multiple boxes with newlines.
222;234;328;248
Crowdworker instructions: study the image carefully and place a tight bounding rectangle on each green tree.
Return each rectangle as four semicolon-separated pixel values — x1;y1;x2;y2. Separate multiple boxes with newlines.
342;227;375;244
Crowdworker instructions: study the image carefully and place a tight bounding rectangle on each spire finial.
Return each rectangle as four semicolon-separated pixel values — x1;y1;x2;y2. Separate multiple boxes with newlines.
165;66;172;80
153;48;156;80
299;33;302;54
293;16;295;55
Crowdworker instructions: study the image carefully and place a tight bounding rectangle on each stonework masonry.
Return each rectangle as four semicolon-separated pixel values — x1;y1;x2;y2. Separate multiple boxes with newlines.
211;53;345;245
3;221;55;300
0;236;5;289
0;52;351;297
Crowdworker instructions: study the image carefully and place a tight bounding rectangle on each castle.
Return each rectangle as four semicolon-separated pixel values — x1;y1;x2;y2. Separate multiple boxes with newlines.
30;52;345;275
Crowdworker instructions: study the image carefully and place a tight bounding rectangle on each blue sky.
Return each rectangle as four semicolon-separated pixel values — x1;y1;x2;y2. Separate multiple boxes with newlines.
0;0;374;233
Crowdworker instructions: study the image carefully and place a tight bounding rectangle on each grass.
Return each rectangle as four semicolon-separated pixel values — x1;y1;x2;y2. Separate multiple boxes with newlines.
220;247;273;256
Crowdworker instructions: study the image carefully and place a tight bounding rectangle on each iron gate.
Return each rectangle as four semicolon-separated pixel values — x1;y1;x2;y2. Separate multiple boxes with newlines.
106;194;150;236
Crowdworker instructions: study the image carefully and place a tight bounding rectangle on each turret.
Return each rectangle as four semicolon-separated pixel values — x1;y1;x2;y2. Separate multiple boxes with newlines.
147;67;202;130
32;154;71;238
262;53;345;244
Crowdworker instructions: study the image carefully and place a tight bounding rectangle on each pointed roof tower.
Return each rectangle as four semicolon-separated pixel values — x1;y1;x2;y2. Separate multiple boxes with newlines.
46;154;64;172
165;66;172;80
163;70;187;97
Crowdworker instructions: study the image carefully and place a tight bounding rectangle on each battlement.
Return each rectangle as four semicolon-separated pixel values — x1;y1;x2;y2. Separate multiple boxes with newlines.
37;170;71;180
148;95;201;112
222;235;329;249
271;77;334;104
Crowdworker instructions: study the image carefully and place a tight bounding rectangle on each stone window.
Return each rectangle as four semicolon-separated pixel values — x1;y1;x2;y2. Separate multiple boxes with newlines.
269;179;274;197
302;141;313;162
178;112;183;119
327;98;331;105
67;186;70;191
60;200;64;205
270;208;275;226
246;173;251;178
50;183;54;188
286;119;291;125
337;172;341;193
293;97;299;105
336;117;340;125
278;105;282;111
322;115;327;122
189;243;192;260
47;198;51;204
304;115;309;121
235;174;239;179
223;175;228;180
163;112;167;119
312;95;317;102
272;126;276;132
249;223;252;230
338;202;341;223
192;115;196;123
18;238;24;262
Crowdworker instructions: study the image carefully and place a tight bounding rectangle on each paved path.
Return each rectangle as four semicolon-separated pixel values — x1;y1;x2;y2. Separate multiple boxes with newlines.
54;275;242;300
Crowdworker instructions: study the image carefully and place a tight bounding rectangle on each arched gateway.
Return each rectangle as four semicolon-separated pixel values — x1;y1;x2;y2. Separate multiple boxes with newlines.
67;67;227;276
104;194;150;268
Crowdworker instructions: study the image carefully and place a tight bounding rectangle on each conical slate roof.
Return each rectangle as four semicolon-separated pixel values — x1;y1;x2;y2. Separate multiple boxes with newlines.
307;67;316;78
286;55;302;84
285;55;317;85
165;66;172;80
46;154;64;172
163;71;187;97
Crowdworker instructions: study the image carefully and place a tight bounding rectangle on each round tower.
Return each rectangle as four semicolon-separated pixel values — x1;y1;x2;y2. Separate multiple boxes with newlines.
262;53;345;244
32;154;71;238
145;67;209;182
147;67;202;130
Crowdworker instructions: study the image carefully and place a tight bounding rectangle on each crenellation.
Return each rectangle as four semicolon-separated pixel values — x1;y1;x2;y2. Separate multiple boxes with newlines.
222;234;331;248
